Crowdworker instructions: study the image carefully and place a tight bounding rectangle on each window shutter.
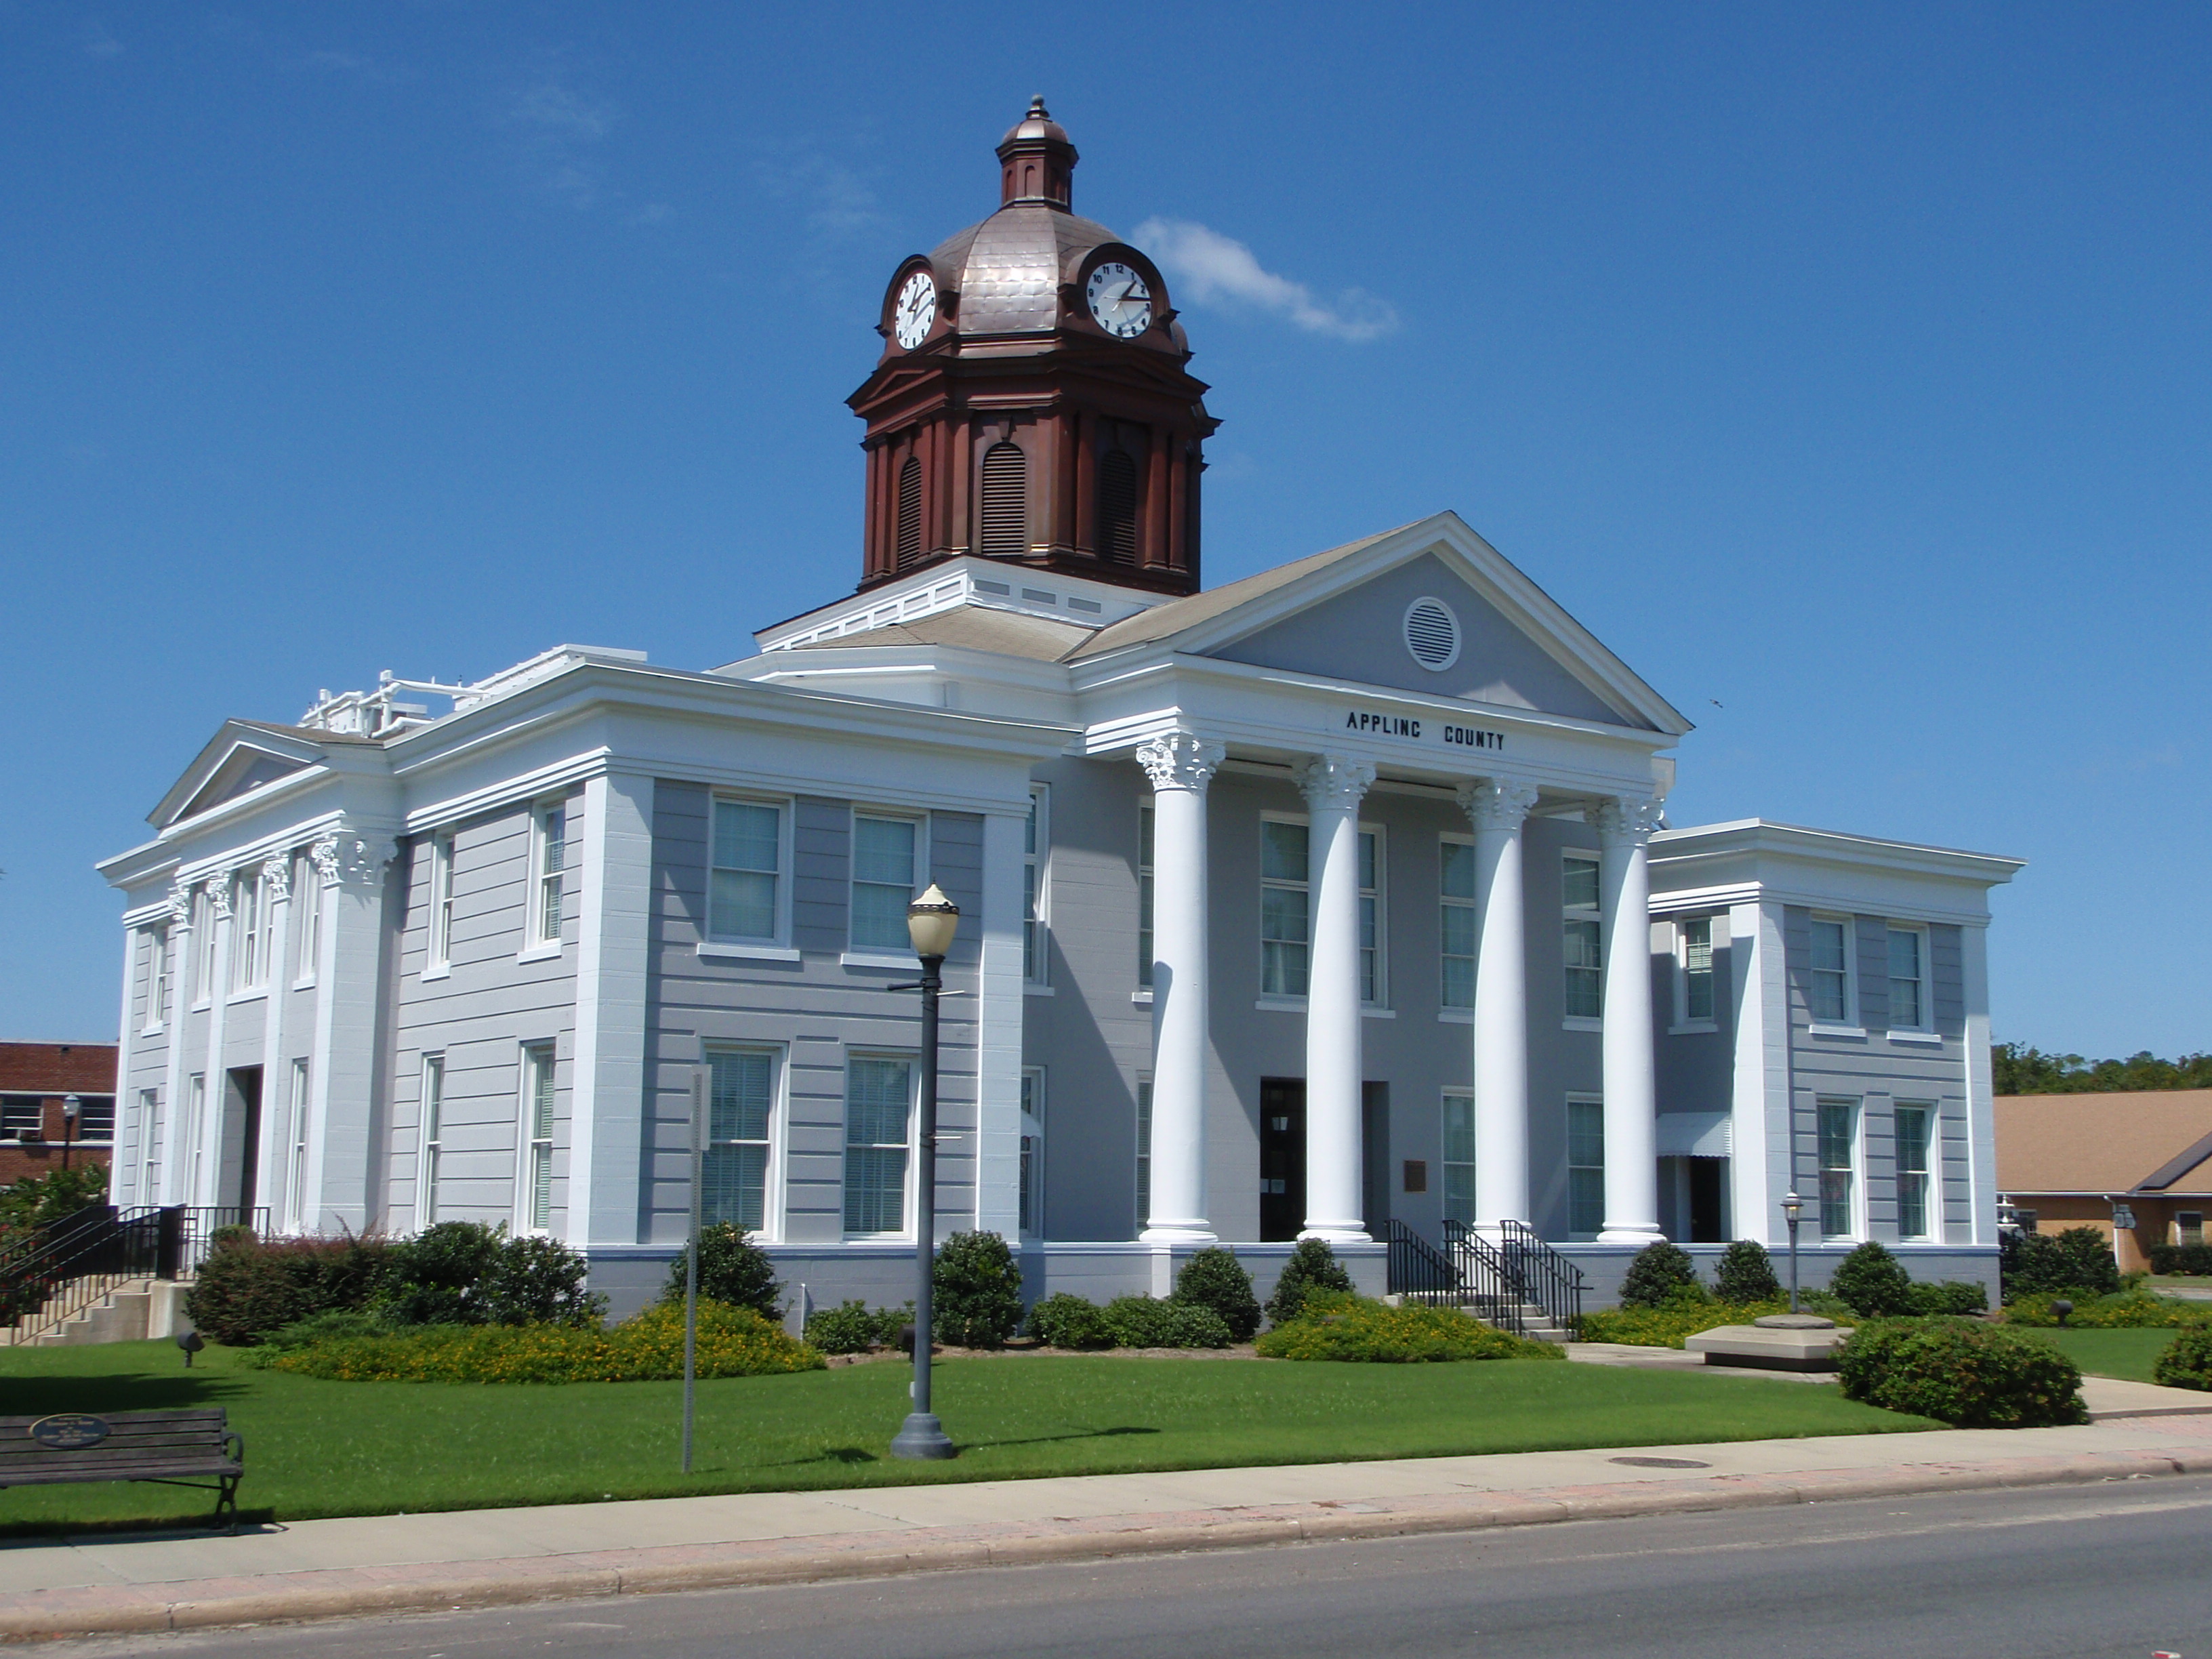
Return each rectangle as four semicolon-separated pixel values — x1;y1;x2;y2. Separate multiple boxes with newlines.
1097;449;1138;563
895;455;922;569
980;441;1027;558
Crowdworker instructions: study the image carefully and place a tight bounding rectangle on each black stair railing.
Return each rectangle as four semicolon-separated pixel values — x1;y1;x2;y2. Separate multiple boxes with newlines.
0;1205;268;1341
1498;1219;1587;1336
1439;1221;1535;1336
1382;1219;1461;1300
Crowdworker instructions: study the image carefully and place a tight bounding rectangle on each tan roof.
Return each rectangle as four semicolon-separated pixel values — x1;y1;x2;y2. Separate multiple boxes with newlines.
1995;1090;2212;1196
787;609;1097;663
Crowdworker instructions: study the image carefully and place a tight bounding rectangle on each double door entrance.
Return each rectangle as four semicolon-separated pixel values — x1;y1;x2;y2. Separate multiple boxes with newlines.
1258;1078;1390;1242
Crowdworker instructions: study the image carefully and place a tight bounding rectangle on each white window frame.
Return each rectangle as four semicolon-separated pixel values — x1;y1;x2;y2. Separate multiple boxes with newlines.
230;867;266;994
2177;1211;2205;1248
418;1053;445;1227
517;1041;558;1235
138;1088;161;1204
844;809;930;964
1439;833;1477;1020
283;1059;310;1231
1020;1065;1046;1238
701;794;796;959
1441;1088;1476;1226
1134;1073;1153;1237
1561;851;1603;1029
1672;915;1719;1032
525;801;567;956
1023;786;1051;989
1565;1092;1605;1240
1893;1101;1935;1242
424;832;455;979
1357;823;1387;1009
1807;913;1860;1033
293;852;321;987
842;1050;918;1240
1816;1096;1862;1241
194;890;217;1008
702;1044;785;1239
1258;811;1312;1003
186;1073;207;1205
1136;800;1155;994
1885;922;1933;1037
144;926;170;1033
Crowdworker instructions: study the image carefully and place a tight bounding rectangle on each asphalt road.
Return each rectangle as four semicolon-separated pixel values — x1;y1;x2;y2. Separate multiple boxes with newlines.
58;1475;2212;1659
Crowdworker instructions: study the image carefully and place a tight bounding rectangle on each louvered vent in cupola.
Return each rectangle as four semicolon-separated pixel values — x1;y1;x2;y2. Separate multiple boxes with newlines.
895;457;922;569
980;442;1027;558
1097;449;1138;564
1403;597;1460;671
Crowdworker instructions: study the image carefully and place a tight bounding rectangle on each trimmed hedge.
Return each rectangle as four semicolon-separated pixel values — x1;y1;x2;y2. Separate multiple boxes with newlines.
1830;1241;1914;1317
268;1300;823;1383
377;1222;605;1328
804;1300;912;1355
1617;1242;1700;1310
1265;1240;1355;1326
1101;1295;1232;1349
1903;1279;1990;1316
184;1233;390;1347
2004;1290;2212;1329
1025;1292;1115;1349
1256;1293;1563;1363
1175;1248;1263;1340
933;1231;1024;1347
663;1224;782;1319
1837;1317;2087;1427
2001;1226;2122;1301
1714;1240;1782;1305
2152;1328;2212;1391
2148;1244;2212;1277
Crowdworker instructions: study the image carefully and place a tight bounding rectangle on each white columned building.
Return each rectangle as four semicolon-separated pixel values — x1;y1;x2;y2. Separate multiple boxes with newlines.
1136;730;1223;1245
1297;752;1376;1243
1462;777;1538;1233
1595;796;1664;1243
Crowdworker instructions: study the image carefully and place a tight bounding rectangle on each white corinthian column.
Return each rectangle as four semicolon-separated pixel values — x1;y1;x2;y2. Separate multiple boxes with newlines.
1136;730;1225;1243
1458;777;1540;1231
1595;796;1666;1243
1296;753;1376;1242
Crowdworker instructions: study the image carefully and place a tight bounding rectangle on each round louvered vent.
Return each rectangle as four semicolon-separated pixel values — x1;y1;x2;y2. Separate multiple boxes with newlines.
1404;597;1460;671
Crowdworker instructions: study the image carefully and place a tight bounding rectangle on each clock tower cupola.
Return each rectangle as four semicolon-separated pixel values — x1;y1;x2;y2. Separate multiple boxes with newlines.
849;100;1217;596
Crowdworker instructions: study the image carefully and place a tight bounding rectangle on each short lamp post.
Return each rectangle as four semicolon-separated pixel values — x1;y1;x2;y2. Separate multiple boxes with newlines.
1780;1190;1805;1314
889;884;960;1462
60;1097;80;1173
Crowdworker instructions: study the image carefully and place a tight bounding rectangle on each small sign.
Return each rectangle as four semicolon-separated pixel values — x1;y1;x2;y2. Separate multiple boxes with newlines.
30;1414;109;1450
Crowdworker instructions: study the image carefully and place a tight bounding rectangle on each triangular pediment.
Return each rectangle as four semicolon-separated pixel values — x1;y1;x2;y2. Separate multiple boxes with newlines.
152;723;330;828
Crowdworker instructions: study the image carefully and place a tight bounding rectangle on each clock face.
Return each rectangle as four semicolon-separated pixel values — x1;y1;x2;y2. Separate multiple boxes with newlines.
1086;262;1153;339
893;271;937;350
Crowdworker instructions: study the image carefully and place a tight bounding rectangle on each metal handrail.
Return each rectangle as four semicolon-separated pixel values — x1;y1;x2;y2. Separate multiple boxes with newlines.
1382;1218;1461;1300
1498;1219;1587;1335
1;1206;267;1345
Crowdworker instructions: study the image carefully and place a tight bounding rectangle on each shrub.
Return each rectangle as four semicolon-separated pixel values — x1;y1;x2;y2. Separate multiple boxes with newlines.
2148;1243;2212;1277
2003;1290;2212;1329
803;1300;912;1355
663;1224;782;1320
1829;1241;1914;1317
1837;1317;2087;1427
184;1233;389;1346
1576;1299;1827;1349
1175;1248;1263;1341
0;1165;109;1231
1904;1279;1990;1316
2152;1328;2212;1391
1256;1294;1563;1363
1265;1240;1355;1326
1617;1241;1700;1309
269;1301;823;1384
933;1231;1024;1347
1714;1240;1782;1305
378;1221;603;1328
1100;1295;1231;1349
1025;1292;1115;1349
2001;1226;2121;1302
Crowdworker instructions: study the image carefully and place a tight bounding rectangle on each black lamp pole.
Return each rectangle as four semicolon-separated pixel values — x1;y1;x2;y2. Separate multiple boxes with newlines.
890;885;959;1462
1781;1191;1804;1313
60;1097;79;1173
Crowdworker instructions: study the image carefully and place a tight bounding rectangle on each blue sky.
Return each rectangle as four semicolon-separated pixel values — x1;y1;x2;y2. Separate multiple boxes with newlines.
3;4;2207;1057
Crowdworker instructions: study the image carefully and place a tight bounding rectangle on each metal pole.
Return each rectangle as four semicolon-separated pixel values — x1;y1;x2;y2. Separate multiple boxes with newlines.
890;953;954;1460
1788;1211;1801;1314
682;1067;703;1474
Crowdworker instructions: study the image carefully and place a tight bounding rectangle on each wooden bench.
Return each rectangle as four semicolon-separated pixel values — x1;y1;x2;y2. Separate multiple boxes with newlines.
0;1408;244;1527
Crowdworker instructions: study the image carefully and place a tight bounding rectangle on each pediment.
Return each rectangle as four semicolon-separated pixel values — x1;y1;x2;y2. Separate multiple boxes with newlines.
152;724;327;828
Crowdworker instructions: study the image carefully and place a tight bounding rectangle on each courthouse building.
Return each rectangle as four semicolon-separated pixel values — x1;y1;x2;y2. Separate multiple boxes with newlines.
97;104;2022;1309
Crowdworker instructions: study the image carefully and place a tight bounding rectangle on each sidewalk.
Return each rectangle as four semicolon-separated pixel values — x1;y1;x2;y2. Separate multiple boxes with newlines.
4;1411;2211;1642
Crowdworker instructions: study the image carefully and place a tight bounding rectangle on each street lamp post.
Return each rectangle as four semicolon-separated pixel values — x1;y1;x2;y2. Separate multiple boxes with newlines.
889;884;960;1462
1780;1190;1804;1313
60;1097;80;1174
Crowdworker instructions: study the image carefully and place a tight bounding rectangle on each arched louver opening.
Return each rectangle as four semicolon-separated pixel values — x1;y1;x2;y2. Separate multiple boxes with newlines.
1097;449;1138;564
980;441;1027;558
895;456;922;569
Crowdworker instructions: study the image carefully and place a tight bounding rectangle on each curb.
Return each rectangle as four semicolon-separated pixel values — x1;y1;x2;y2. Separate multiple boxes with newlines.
6;1448;2210;1642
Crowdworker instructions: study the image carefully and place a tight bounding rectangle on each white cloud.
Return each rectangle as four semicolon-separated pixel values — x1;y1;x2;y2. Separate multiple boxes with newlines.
1134;218;1397;342
80;17;123;58
752;152;881;239
495;52;617;209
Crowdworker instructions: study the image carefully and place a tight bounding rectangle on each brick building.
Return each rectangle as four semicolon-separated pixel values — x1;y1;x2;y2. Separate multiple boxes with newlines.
1995;1089;2212;1272
0;1044;118;1185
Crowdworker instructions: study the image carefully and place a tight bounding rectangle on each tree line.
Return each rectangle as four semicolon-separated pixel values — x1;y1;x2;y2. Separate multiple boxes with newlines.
1992;1042;2212;1095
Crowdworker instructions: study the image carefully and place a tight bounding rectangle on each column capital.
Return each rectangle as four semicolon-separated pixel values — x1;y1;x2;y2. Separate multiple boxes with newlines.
1456;776;1540;832
165;876;196;927
1134;729;1225;794
261;854;292;904
1294;753;1376;814
312;832;397;892
204;873;234;921
1591;796;1666;847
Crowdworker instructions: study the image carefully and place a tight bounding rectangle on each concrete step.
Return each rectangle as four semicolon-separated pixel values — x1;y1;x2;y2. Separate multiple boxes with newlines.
26;1279;158;1347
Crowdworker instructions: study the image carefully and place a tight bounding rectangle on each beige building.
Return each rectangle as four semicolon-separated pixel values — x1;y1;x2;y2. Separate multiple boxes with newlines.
1995;1090;2212;1272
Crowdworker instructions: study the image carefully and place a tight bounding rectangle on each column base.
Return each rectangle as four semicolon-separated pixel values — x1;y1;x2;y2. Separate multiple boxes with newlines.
1598;1224;1666;1245
1138;1225;1218;1245
1297;1224;1372;1244
889;1412;956;1460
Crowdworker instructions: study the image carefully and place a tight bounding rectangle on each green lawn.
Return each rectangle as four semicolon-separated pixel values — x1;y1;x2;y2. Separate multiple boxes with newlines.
0;1340;1936;1534
2028;1327;2188;1384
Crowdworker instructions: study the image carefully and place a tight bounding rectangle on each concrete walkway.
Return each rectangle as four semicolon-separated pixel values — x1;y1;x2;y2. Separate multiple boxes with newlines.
3;1412;2211;1642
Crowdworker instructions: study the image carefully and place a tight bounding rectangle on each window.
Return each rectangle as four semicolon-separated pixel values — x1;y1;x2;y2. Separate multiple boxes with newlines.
520;1043;556;1232
1894;1103;1933;1240
1441;838;1477;1010
1137;804;1155;988
71;1096;114;1141
231;869;264;991
1809;916;1854;1025
1;1098;41;1140
1678;917;1716;1025
196;890;218;1003
1567;1097;1605;1237
710;798;783;943
851;813;919;953
1887;925;1929;1031
1818;1098;1858;1239
1024;787;1048;985
295;853;321;982
138;1088;161;1203
527;803;567;947
844;1056;913;1235
1134;1076;1153;1234
2179;1212;2205;1248
427;833;455;972
284;1059;310;1231
419;1055;445;1225
186;1074;207;1202
979;441;1027;558
1441;1090;1476;1225
1260;818;1311;997
146;927;171;1029
1020;1067;1045;1236
1359;828;1385;1006
705;1048;777;1233
1562;854;1602;1020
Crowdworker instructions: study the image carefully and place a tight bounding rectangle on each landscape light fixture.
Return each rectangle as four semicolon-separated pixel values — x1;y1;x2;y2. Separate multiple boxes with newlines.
886;885;960;1461
1780;1191;1805;1314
